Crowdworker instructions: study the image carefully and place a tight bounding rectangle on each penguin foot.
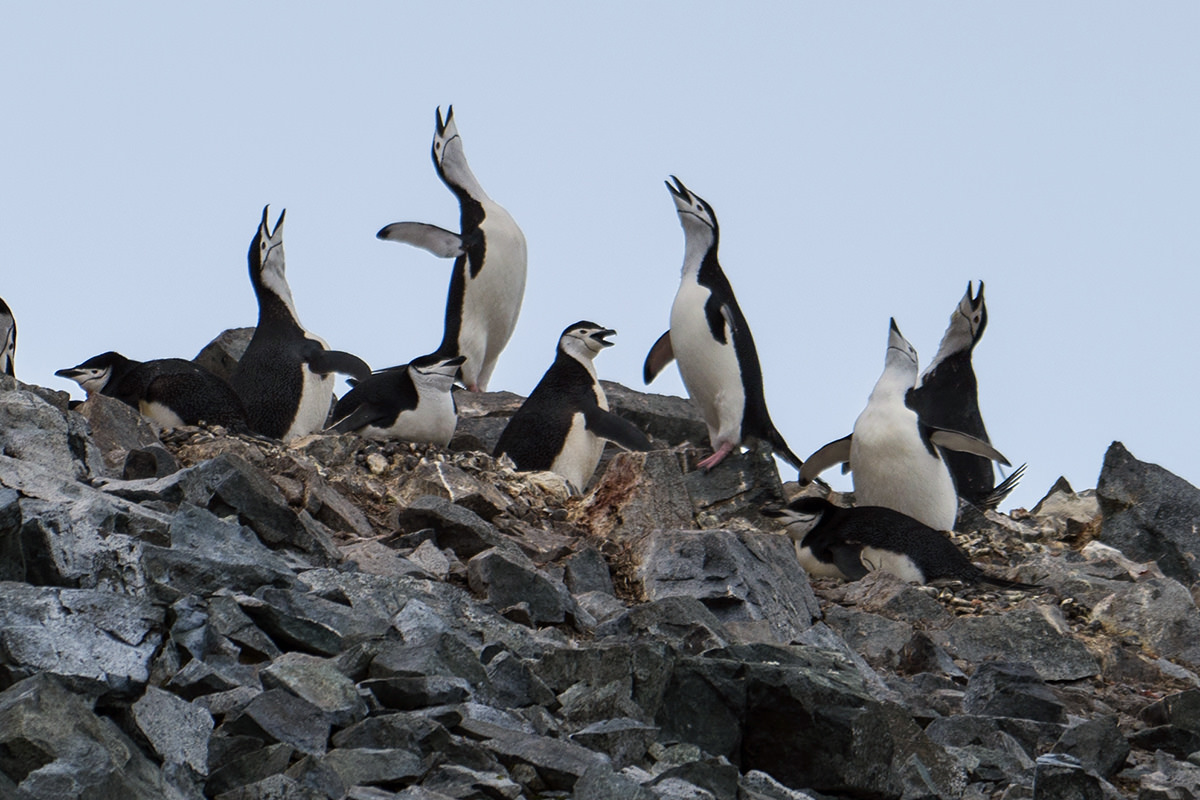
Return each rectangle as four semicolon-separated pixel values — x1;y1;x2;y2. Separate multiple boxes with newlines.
697;442;736;471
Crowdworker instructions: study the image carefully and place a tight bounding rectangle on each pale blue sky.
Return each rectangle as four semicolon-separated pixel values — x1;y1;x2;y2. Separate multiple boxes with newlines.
4;3;1198;510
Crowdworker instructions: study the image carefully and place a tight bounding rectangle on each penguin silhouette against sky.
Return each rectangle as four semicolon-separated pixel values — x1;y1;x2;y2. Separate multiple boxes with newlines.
644;177;802;472
378;106;527;392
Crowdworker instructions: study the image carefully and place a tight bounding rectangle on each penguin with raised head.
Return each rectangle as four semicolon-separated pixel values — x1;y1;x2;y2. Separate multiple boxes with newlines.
326;353;465;445
495;322;652;492
800;318;1010;531
231;206;372;441
643;177;802;472
0;297;15;377
56;351;249;431
907;281;1024;508
377;106;526;392
763;495;1037;589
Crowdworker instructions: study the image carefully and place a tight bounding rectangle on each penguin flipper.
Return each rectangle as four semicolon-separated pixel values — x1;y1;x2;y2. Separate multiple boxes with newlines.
830;543;870;581
643;332;674;384
799;435;852;484
927;427;1010;466
376;222;465;258
306;348;373;382
584;407;653;452
327;403;385;435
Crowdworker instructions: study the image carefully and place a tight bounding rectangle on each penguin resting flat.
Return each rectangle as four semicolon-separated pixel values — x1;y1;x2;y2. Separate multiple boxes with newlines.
231;206;372;441
495;322;652;492
378;106;527;392
0;297;15;377
643;176;802;472
907;281;1025;508
800;318;1010;531
763;495;1037;589
326;353;465;445
56;351;249;431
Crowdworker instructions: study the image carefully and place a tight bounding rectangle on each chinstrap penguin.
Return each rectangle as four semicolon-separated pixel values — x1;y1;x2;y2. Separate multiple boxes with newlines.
643;176;802;472
495;322;652;492
907;281;1024;508
55;351;249;431
763;495;1037;589
0;297;14;377
231;206;372;442
377;106;527;392
326;353;465;445
800;318;1010;531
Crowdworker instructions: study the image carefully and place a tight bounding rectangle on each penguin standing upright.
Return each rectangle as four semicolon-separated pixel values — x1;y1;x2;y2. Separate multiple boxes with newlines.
55;351;249;431
801;318;1010;531
0;297;15;377
377;106;526;392
907;282;1024;508
643;177;801;472
231;206;372;441
326;353;465;445
495;322;651;491
763;496;1037;589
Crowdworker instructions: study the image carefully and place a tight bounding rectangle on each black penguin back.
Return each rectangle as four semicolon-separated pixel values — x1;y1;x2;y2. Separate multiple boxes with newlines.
494;352;596;471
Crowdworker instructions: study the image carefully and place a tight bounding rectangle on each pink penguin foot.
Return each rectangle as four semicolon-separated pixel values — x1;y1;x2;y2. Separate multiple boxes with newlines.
696;442;736;471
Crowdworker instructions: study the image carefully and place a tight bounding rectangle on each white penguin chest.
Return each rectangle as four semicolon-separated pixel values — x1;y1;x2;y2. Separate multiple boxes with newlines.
368;388;457;446
669;279;744;441
286;334;336;442
549;381;607;492
458;208;527;388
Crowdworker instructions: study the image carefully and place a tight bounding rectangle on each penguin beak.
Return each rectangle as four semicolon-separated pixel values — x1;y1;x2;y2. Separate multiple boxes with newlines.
53;367;81;380
665;175;690;202
590;329;617;348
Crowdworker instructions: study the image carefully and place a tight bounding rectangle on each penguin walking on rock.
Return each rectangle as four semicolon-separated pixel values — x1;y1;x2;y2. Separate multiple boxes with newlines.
56;351;249;431
377;106;526;392
643;177;802;472
0;297;15;377
763;495;1037;589
326;354;465;445
231;206;372;441
801;318;1010;531
495;322;652;492
907;281;1024;508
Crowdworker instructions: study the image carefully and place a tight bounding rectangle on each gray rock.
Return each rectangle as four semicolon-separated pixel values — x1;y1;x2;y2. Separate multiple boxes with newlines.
0;582;163;695
1090;577;1200;668
1052;716;1129;778
0;382;101;480
392;461;512;521
931;606;1099;681
213;773;326;800
600;381;707;448
205;743;294;797
629;528;818;644
0;673;185;799
575;451;696;541
681;447;787;526
1097;441;1200;584
72;393;165;476
0;486;22;581
1031;755;1104;800
467;546;575;626
596;595;731;655
320;747;424;787
822;605;916;670
194;327;254;383
962;662;1066;724
224;688;331;756
132;685;215;775
241;587;392;656
925;716;1037;784
570;718;658;768
123;445;181;480
363;675;471;709
483;728;610;791
395;494;513;560
564;545;615;595
573;764;656;800
484;650;557;708
261;651;368;727
739;769;821;800
839;570;954;625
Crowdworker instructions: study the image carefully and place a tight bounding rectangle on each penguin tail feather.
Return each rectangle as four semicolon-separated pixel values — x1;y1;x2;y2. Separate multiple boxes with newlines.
969;463;1027;510
763;427;804;474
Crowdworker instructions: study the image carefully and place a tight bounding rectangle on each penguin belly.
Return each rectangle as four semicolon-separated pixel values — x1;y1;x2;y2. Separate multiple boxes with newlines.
458;212;527;391
362;393;457;446
850;404;958;531
794;545;849;579
139;400;187;430
859;547;927;583
669;281;745;448
549;411;605;492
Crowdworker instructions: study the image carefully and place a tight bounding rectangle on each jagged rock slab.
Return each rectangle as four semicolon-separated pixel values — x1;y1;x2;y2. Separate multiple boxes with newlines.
391;461;512;521
240;587;392;656
194;327;254;383
1097;440;1200;584
573;451;695;541
467;546;576;626
962;661;1065;724
0;381;102;481
929;606;1099;681
132;685;215;775
0;582;162;695
600;381;707;447
681;447;788;526
1090;576;1200;668
71;393;166;476
483;728;610;791
629;528;819;644
261;651;368;727
394;495;514;560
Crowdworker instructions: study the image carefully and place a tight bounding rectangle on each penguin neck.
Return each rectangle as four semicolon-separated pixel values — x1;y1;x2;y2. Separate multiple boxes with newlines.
254;285;304;333
441;161;492;208
923;322;974;378
869;361;918;404
681;233;718;282
559;342;600;382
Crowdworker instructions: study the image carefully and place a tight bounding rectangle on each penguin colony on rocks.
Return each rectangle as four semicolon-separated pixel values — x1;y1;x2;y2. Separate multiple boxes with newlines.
9;105;1029;589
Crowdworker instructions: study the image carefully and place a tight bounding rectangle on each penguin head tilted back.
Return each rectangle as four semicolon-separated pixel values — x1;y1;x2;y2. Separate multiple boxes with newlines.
924;281;987;374
431;105;487;203
877;317;920;395
666;176;719;267
0;296;15;377
558;321;616;371
55;351;134;396
247;205;299;325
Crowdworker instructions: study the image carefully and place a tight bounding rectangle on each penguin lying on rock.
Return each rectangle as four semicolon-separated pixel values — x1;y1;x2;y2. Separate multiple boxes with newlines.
326;354;465;445
377;106;526;392
56;351;249;431
763;495;1038;589
644;177;802;473
496;322;652;492
801;318;1010;531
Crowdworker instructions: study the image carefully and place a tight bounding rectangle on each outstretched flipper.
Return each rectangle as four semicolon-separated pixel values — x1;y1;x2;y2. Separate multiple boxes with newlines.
377;222;466;258
305;346;373;382
584;406;653;452
926;426;1010;466
799;434;853;484
643;331;674;384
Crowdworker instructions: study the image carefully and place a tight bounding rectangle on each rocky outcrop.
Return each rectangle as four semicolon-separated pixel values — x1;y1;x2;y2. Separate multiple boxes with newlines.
2;364;1200;799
